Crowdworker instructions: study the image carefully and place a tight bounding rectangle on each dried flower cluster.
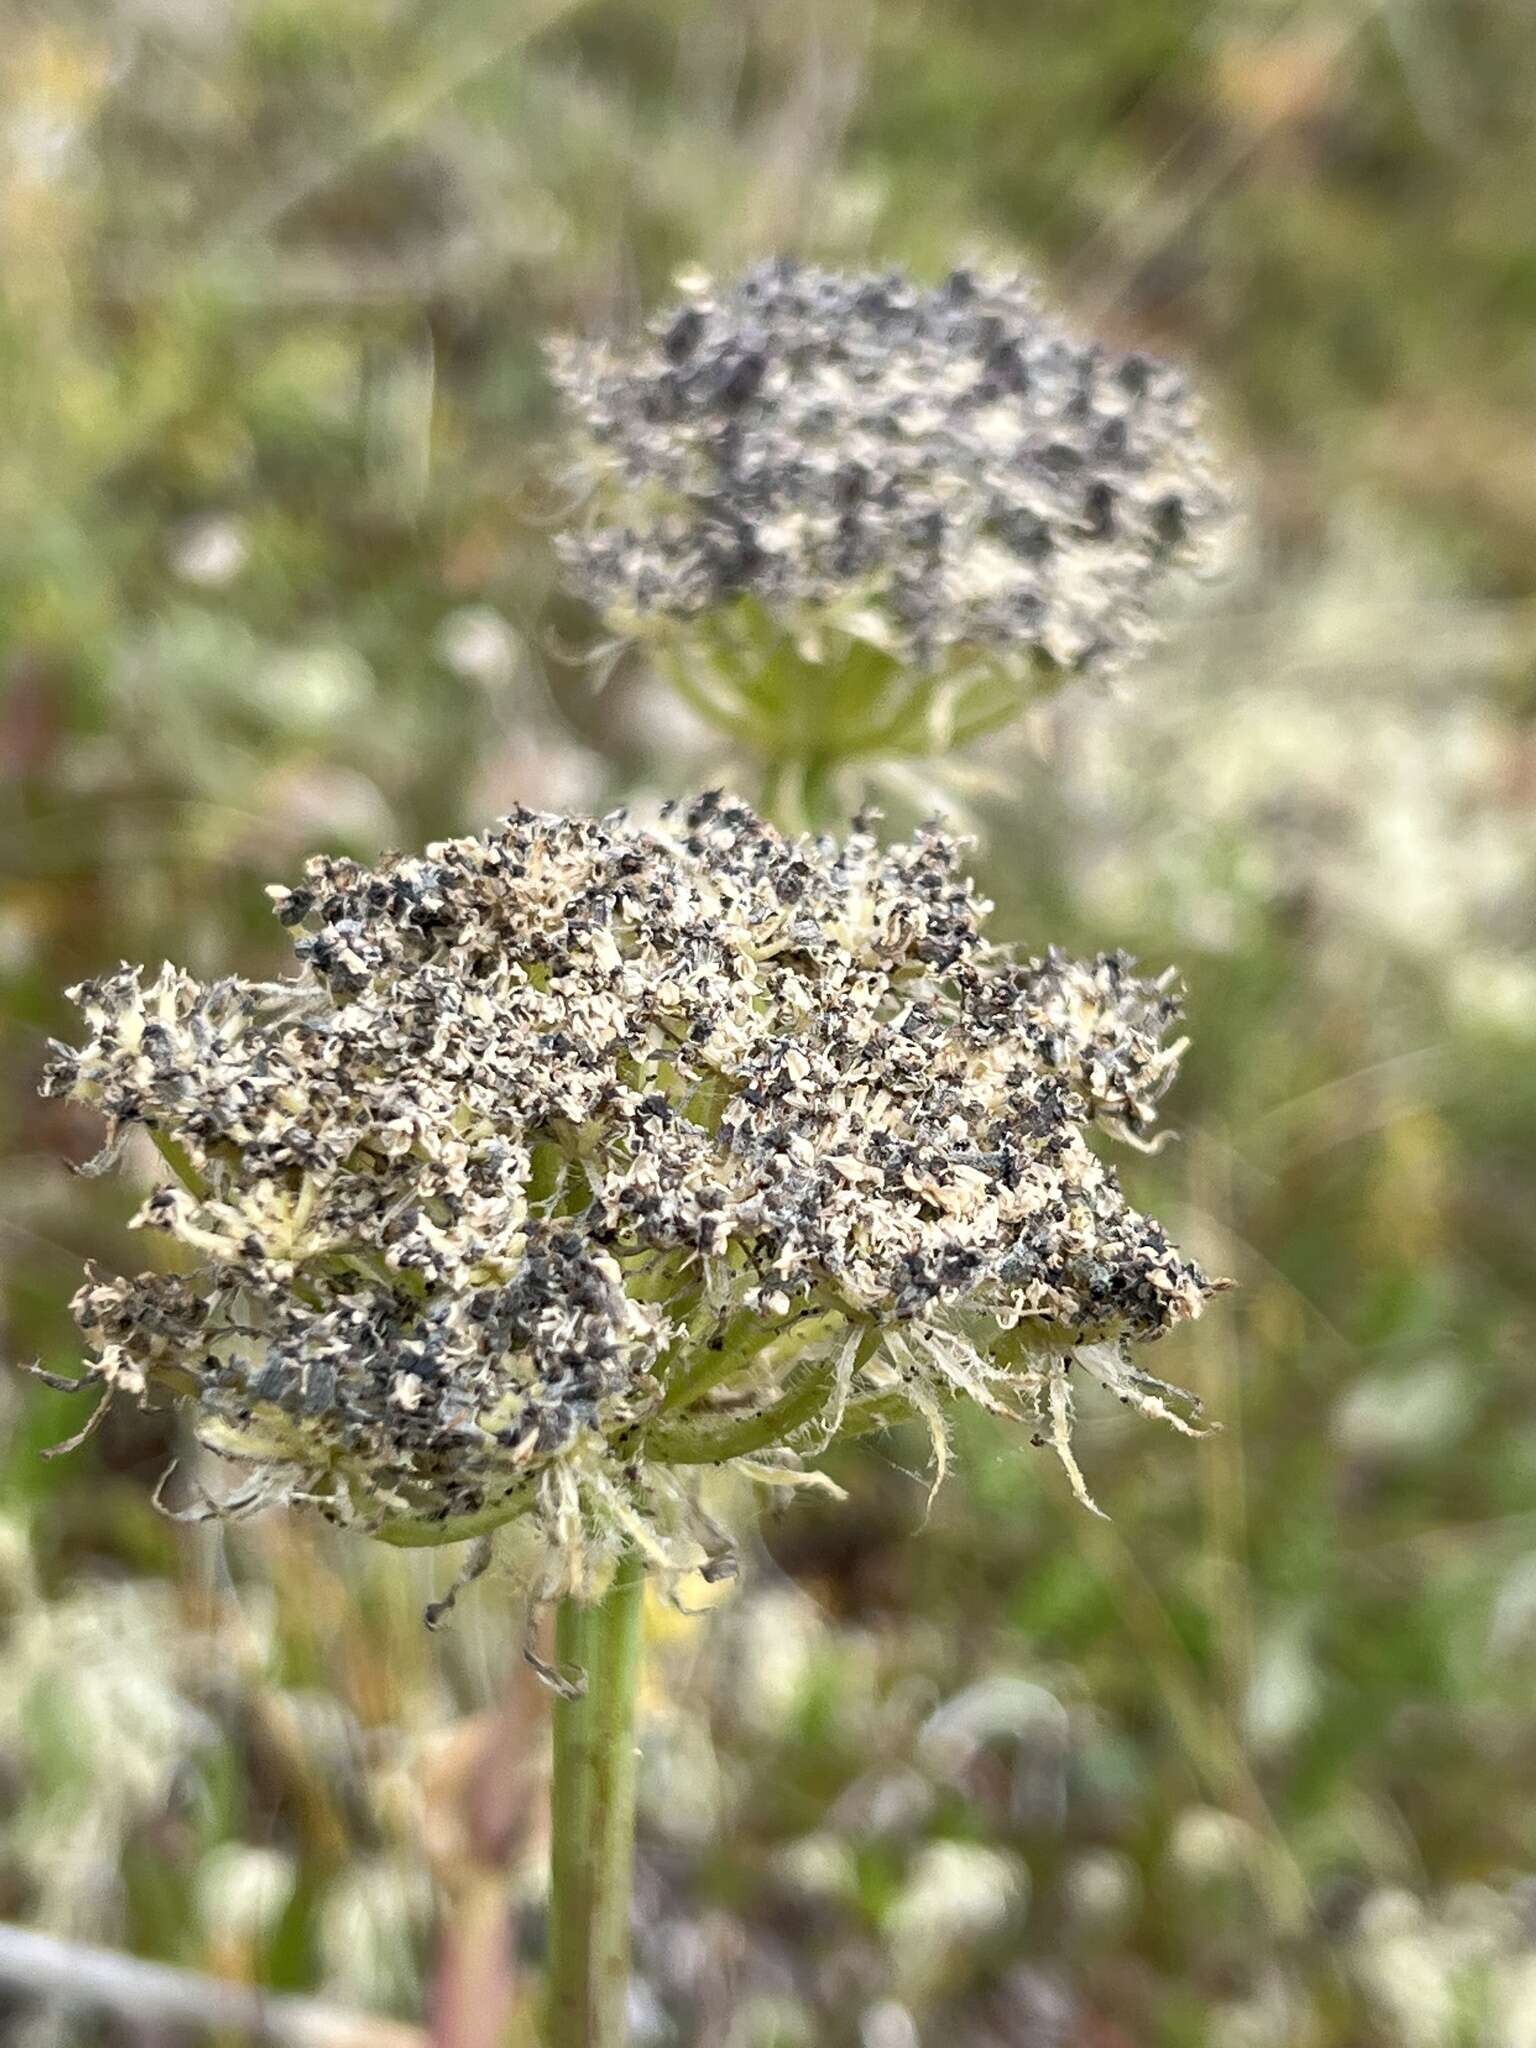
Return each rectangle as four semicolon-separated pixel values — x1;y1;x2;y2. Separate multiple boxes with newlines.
551;261;1230;678
42;795;1219;1599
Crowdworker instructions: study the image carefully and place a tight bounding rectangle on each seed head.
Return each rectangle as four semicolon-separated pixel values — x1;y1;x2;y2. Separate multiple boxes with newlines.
42;795;1222;1600
551;261;1231;679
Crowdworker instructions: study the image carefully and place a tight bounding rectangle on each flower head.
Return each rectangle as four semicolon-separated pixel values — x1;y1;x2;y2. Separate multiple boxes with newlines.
43;795;1221;1600
551;261;1230;690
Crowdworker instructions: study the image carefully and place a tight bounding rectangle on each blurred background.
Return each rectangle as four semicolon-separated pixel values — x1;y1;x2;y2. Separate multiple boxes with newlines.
3;1;1536;2043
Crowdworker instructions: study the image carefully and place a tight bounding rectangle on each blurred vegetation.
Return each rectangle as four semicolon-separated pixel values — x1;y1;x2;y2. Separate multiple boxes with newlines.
3;2;1536;2044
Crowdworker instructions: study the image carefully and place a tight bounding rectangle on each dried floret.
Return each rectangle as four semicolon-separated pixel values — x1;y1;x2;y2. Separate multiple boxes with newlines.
551;262;1231;767
42;795;1222;1597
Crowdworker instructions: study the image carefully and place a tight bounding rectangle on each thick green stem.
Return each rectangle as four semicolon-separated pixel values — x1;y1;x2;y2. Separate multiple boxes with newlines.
545;1552;647;2048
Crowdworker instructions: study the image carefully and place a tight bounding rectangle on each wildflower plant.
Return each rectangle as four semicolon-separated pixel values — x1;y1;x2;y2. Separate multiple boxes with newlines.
39;259;1233;2048
40;791;1221;2044
552;262;1230;824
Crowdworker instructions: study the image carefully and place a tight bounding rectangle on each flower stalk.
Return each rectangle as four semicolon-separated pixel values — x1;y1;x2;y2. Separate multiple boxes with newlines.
38;792;1228;2043
546;1550;647;2048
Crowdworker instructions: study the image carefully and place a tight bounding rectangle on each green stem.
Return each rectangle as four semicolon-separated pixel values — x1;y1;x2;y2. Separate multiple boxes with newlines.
546;1552;647;2048
759;756;811;837
644;1360;836;1463
659;1311;789;1414
148;1127;208;1200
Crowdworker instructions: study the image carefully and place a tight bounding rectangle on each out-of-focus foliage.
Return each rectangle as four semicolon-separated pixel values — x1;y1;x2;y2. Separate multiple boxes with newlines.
3;2;1536;2044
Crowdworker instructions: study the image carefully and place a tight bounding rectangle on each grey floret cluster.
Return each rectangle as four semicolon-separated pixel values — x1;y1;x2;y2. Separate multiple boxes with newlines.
551;261;1230;675
42;794;1220;1598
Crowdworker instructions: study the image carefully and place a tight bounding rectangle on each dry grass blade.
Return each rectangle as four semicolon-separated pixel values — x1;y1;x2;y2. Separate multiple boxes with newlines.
189;0;591;276
0;1922;426;2048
